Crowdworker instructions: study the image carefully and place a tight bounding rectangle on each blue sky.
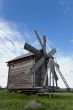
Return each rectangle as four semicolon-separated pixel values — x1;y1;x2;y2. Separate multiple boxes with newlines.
1;0;73;54
0;0;73;87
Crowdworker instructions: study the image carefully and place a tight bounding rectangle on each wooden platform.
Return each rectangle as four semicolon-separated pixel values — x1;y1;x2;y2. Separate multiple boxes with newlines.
7;86;72;94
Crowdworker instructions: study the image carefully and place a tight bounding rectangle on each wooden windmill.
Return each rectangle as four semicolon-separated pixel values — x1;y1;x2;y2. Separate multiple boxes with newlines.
24;31;71;91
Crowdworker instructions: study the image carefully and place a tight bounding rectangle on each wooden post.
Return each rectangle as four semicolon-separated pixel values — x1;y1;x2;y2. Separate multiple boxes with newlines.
55;80;58;87
35;31;47;56
42;35;48;87
33;58;35;88
43;35;46;51
49;65;51;86
52;64;55;87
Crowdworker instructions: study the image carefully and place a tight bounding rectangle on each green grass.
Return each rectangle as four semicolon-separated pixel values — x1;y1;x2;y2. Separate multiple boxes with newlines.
0;89;73;110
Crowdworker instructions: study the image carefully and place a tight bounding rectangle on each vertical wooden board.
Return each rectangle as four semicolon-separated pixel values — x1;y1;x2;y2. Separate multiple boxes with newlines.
34;55;47;87
42;35;48;86
43;35;46;51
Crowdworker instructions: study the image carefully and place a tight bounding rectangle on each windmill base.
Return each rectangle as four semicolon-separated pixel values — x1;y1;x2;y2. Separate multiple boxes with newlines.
7;86;71;94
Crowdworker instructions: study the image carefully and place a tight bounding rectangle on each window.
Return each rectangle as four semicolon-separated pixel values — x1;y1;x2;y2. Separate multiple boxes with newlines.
13;65;14;67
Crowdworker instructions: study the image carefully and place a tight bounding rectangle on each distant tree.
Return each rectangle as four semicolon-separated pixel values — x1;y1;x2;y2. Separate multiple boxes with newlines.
0;86;2;88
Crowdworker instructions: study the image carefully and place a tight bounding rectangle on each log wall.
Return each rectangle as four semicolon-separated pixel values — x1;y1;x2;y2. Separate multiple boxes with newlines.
7;55;48;91
7;57;34;90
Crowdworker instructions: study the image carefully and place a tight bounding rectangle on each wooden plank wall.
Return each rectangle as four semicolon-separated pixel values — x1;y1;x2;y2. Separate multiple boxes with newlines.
8;57;34;90
34;56;47;87
35;64;47;87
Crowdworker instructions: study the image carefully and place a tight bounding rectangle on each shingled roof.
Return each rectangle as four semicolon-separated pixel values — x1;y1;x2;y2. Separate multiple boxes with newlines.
7;52;34;63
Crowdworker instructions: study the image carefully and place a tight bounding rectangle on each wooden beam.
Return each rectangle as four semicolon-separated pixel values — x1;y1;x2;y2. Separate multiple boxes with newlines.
31;56;45;73
51;61;58;81
47;48;56;57
31;48;56;73
55;63;70;89
53;60;70;89
34;30;47;56
43;35;46;51
43;59;51;87
24;43;42;57
34;30;43;47
42;35;48;86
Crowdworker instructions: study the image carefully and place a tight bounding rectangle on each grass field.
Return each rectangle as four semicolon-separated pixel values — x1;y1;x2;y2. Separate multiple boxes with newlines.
0;89;73;110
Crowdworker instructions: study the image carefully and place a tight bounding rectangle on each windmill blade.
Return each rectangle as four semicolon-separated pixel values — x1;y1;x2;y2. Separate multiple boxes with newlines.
31;48;56;73
47;48;56;57
34;30;47;56
24;43;42;57
34;30;43;47
31;56;45;73
43;35;46;51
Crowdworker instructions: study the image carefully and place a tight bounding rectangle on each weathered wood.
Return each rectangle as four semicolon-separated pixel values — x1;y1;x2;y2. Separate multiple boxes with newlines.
55;62;70;89
31;48;56;73
35;30;47;56
43;59;51;87
43;35;46;51
42;35;48;86
24;43;42;57
31;56;45;73
47;48;56;57
7;57;34;90
51;61;58;81
7;31;58;92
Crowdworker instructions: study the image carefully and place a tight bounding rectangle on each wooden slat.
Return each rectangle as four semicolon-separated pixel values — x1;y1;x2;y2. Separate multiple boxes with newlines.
24;43;42;57
47;48;56;56
51;61;58;81
35;30;47;56
8;58;34;89
31;48;56;73
31;56;45;73
43;35;46;51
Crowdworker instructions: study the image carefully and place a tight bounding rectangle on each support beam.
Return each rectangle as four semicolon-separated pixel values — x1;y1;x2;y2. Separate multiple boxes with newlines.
43;35;46;51
50;61;58;87
34;30;47;56
43;59;51;87
31;48;56;73
24;43;42;57
51;62;58;81
31;56;45;73
42;35;47;86
53;60;70;90
47;48;56;57
55;80;58;87
49;67;51;86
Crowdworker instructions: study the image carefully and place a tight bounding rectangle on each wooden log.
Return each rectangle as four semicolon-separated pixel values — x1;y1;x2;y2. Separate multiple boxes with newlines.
24;43;42;57
7;57;34;90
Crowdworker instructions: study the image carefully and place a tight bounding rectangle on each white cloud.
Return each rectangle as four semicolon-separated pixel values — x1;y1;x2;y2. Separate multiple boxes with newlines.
0;19;44;88
47;53;73;88
56;55;73;88
0;19;30;87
